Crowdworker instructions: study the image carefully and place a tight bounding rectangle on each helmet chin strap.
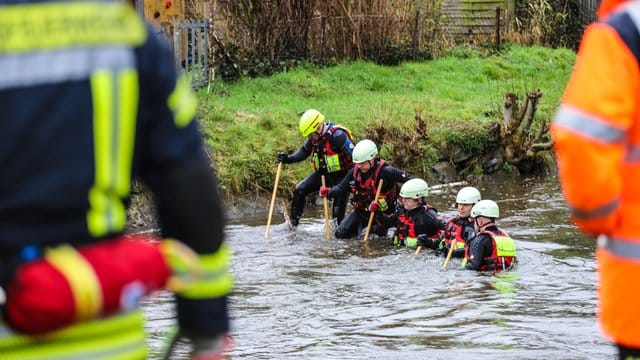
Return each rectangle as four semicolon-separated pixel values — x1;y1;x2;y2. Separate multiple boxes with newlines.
475;216;489;232
318;123;327;134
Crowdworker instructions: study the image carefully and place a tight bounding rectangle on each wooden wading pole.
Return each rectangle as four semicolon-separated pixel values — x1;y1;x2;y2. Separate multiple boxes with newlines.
265;162;283;239
442;239;457;269
321;175;331;240
363;179;384;242
415;246;422;255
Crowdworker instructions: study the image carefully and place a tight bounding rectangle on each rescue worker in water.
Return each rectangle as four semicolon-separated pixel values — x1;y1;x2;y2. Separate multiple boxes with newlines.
437;186;481;258
319;139;412;239
276;109;354;228
375;178;443;248
462;200;516;272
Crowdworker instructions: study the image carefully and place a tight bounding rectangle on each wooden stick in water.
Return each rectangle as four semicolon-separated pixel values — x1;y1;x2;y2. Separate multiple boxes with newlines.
265;162;283;239
363;180;384;242
442;239;457;269
321;175;331;240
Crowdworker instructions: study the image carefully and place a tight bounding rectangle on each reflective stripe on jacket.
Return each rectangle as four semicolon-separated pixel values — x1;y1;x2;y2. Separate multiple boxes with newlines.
551;2;640;347
0;310;147;360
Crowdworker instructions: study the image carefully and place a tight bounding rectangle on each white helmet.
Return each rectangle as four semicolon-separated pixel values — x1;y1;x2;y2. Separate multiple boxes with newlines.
399;178;429;199
352;139;378;164
456;186;481;205
471;199;499;219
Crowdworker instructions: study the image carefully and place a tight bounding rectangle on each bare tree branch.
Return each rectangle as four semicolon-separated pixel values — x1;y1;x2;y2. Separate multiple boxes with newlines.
531;141;553;151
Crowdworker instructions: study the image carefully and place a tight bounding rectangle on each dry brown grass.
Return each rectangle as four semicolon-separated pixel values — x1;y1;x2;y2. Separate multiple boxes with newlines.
211;0;446;63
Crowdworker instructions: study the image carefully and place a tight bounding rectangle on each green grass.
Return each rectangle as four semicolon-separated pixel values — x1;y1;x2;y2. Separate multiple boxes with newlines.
198;44;575;196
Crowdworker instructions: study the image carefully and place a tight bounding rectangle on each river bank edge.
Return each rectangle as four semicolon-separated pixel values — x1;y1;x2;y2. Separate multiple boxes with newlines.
127;165;556;233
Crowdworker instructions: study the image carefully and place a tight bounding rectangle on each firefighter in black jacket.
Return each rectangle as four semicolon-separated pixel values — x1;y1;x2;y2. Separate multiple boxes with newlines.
0;1;231;358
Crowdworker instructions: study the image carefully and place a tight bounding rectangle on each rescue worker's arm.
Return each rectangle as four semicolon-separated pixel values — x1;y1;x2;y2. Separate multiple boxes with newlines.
551;19;638;236
327;170;353;198
464;235;491;270
148;155;231;334
416;212;443;238
452;222;475;258
380;166;412;192
286;138;313;163
330;129;354;157
135;28;231;344
376;207;400;228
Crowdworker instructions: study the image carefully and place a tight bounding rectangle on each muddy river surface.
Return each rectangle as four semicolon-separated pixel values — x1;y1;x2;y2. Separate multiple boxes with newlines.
143;175;615;359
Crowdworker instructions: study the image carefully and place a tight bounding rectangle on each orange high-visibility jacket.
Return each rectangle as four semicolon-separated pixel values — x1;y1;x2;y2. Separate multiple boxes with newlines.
551;1;640;348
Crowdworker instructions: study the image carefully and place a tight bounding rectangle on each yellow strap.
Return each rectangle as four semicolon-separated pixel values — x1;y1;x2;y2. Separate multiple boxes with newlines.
45;245;103;321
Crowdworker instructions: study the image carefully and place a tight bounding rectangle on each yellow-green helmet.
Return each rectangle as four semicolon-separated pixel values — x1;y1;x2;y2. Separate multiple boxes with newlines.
471;199;499;218
352;139;378;163
299;109;324;137
399;178;429;199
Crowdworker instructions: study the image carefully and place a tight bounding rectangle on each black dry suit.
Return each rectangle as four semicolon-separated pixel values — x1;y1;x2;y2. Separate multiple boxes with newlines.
287;123;354;225
328;159;412;239
378;204;443;248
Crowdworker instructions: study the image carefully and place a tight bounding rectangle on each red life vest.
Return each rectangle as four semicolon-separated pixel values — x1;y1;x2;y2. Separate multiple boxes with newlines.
394;210;417;245
350;160;395;213
464;229;517;272
443;216;473;248
311;124;353;174
393;204;437;245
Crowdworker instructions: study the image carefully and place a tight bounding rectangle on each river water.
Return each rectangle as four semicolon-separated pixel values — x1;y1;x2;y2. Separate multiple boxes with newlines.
142;175;615;359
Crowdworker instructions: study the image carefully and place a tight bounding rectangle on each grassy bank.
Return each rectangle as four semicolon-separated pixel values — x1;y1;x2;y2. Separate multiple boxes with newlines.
197;44;575;198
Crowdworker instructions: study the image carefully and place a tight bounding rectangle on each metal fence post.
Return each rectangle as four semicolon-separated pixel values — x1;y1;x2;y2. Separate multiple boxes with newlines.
495;7;501;51
173;22;181;71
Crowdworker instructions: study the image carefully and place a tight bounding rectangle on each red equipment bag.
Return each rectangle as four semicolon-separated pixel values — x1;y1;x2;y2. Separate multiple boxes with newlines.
4;235;170;335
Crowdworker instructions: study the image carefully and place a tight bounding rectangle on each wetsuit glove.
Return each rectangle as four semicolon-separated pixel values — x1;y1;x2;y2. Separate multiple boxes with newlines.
158;322;232;359
319;186;331;198
417;234;428;248
276;152;289;164
445;224;456;237
368;201;379;213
